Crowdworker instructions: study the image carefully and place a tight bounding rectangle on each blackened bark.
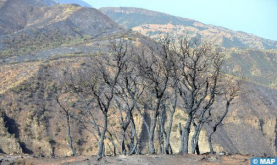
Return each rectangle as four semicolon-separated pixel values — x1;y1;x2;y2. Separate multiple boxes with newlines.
66;113;76;156
148;98;163;154
208;101;231;154
179;113;192;154
165;85;177;155
121;129;127;155
97;112;108;159
208;131;215;154
159;106;166;154
129;119;140;155
148;112;158;154
191;121;204;154
56;98;76;156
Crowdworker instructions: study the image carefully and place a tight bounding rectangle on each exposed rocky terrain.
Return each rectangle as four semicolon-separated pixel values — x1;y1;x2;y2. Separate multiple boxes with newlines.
0;0;276;160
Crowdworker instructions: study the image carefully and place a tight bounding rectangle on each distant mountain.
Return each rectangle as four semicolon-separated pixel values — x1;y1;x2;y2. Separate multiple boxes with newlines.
0;3;122;58
100;7;277;50
24;4;118;36
36;0;57;6
54;0;92;7
100;7;196;29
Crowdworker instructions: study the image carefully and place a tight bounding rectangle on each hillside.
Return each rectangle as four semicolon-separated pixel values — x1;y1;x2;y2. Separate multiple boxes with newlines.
0;60;276;156
0;4;122;59
0;0;55;36
223;49;277;88
0;0;276;158
100;7;277;50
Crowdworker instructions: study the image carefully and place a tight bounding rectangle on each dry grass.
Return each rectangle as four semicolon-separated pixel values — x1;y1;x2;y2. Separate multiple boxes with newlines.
0;62;40;94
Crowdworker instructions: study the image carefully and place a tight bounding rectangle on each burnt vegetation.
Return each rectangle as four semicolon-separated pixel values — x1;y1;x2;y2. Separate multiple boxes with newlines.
56;35;239;159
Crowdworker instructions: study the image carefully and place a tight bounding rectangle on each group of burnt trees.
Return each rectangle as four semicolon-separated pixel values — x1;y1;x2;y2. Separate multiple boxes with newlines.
57;36;239;159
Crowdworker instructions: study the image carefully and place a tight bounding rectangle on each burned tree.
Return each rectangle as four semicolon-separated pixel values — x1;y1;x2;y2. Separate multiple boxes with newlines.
61;66;105;157
154;36;179;155
168;38;225;154
134;38;174;154
110;39;143;155
189;50;224;154
58;33;239;157
207;80;239;154
114;67;145;155
56;97;76;156
159;79;178;155
60;38;130;159
114;71;143;155
91;39;130;159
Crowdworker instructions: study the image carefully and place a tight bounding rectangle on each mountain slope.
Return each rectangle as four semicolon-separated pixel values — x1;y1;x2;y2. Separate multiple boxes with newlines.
25;4;119;36
100;7;196;29
0;0;56;36
223;49;277;88
0;4;122;58
54;0;92;7
0;60;276;156
0;1;276;157
100;7;277;50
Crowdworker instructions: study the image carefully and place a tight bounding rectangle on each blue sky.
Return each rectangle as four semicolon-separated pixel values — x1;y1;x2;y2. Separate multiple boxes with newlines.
83;0;277;41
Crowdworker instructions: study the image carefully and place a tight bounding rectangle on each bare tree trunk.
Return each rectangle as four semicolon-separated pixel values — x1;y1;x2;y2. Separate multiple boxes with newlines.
56;98;76;156
66;113;76;156
179;114;192;154
195;125;202;155
165;88;177;155
195;143;200;155
208;131;215;154
191;127;198;154
148;97;164;154
208;100;232;154
191;122;204;154
136;103;159;155
159;114;165;154
129;119;140;155
129;125;135;154
165;109;174;154
97;112;107;159
149;112;158;154
121;128;127;155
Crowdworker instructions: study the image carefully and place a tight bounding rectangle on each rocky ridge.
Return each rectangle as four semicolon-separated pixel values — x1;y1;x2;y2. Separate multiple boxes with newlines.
100;7;277;50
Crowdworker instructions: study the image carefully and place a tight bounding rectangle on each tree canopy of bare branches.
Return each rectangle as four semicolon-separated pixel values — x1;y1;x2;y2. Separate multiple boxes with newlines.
58;35;239;158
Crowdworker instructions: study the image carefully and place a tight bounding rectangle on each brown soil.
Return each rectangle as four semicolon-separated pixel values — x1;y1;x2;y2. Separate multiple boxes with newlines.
0;154;251;165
